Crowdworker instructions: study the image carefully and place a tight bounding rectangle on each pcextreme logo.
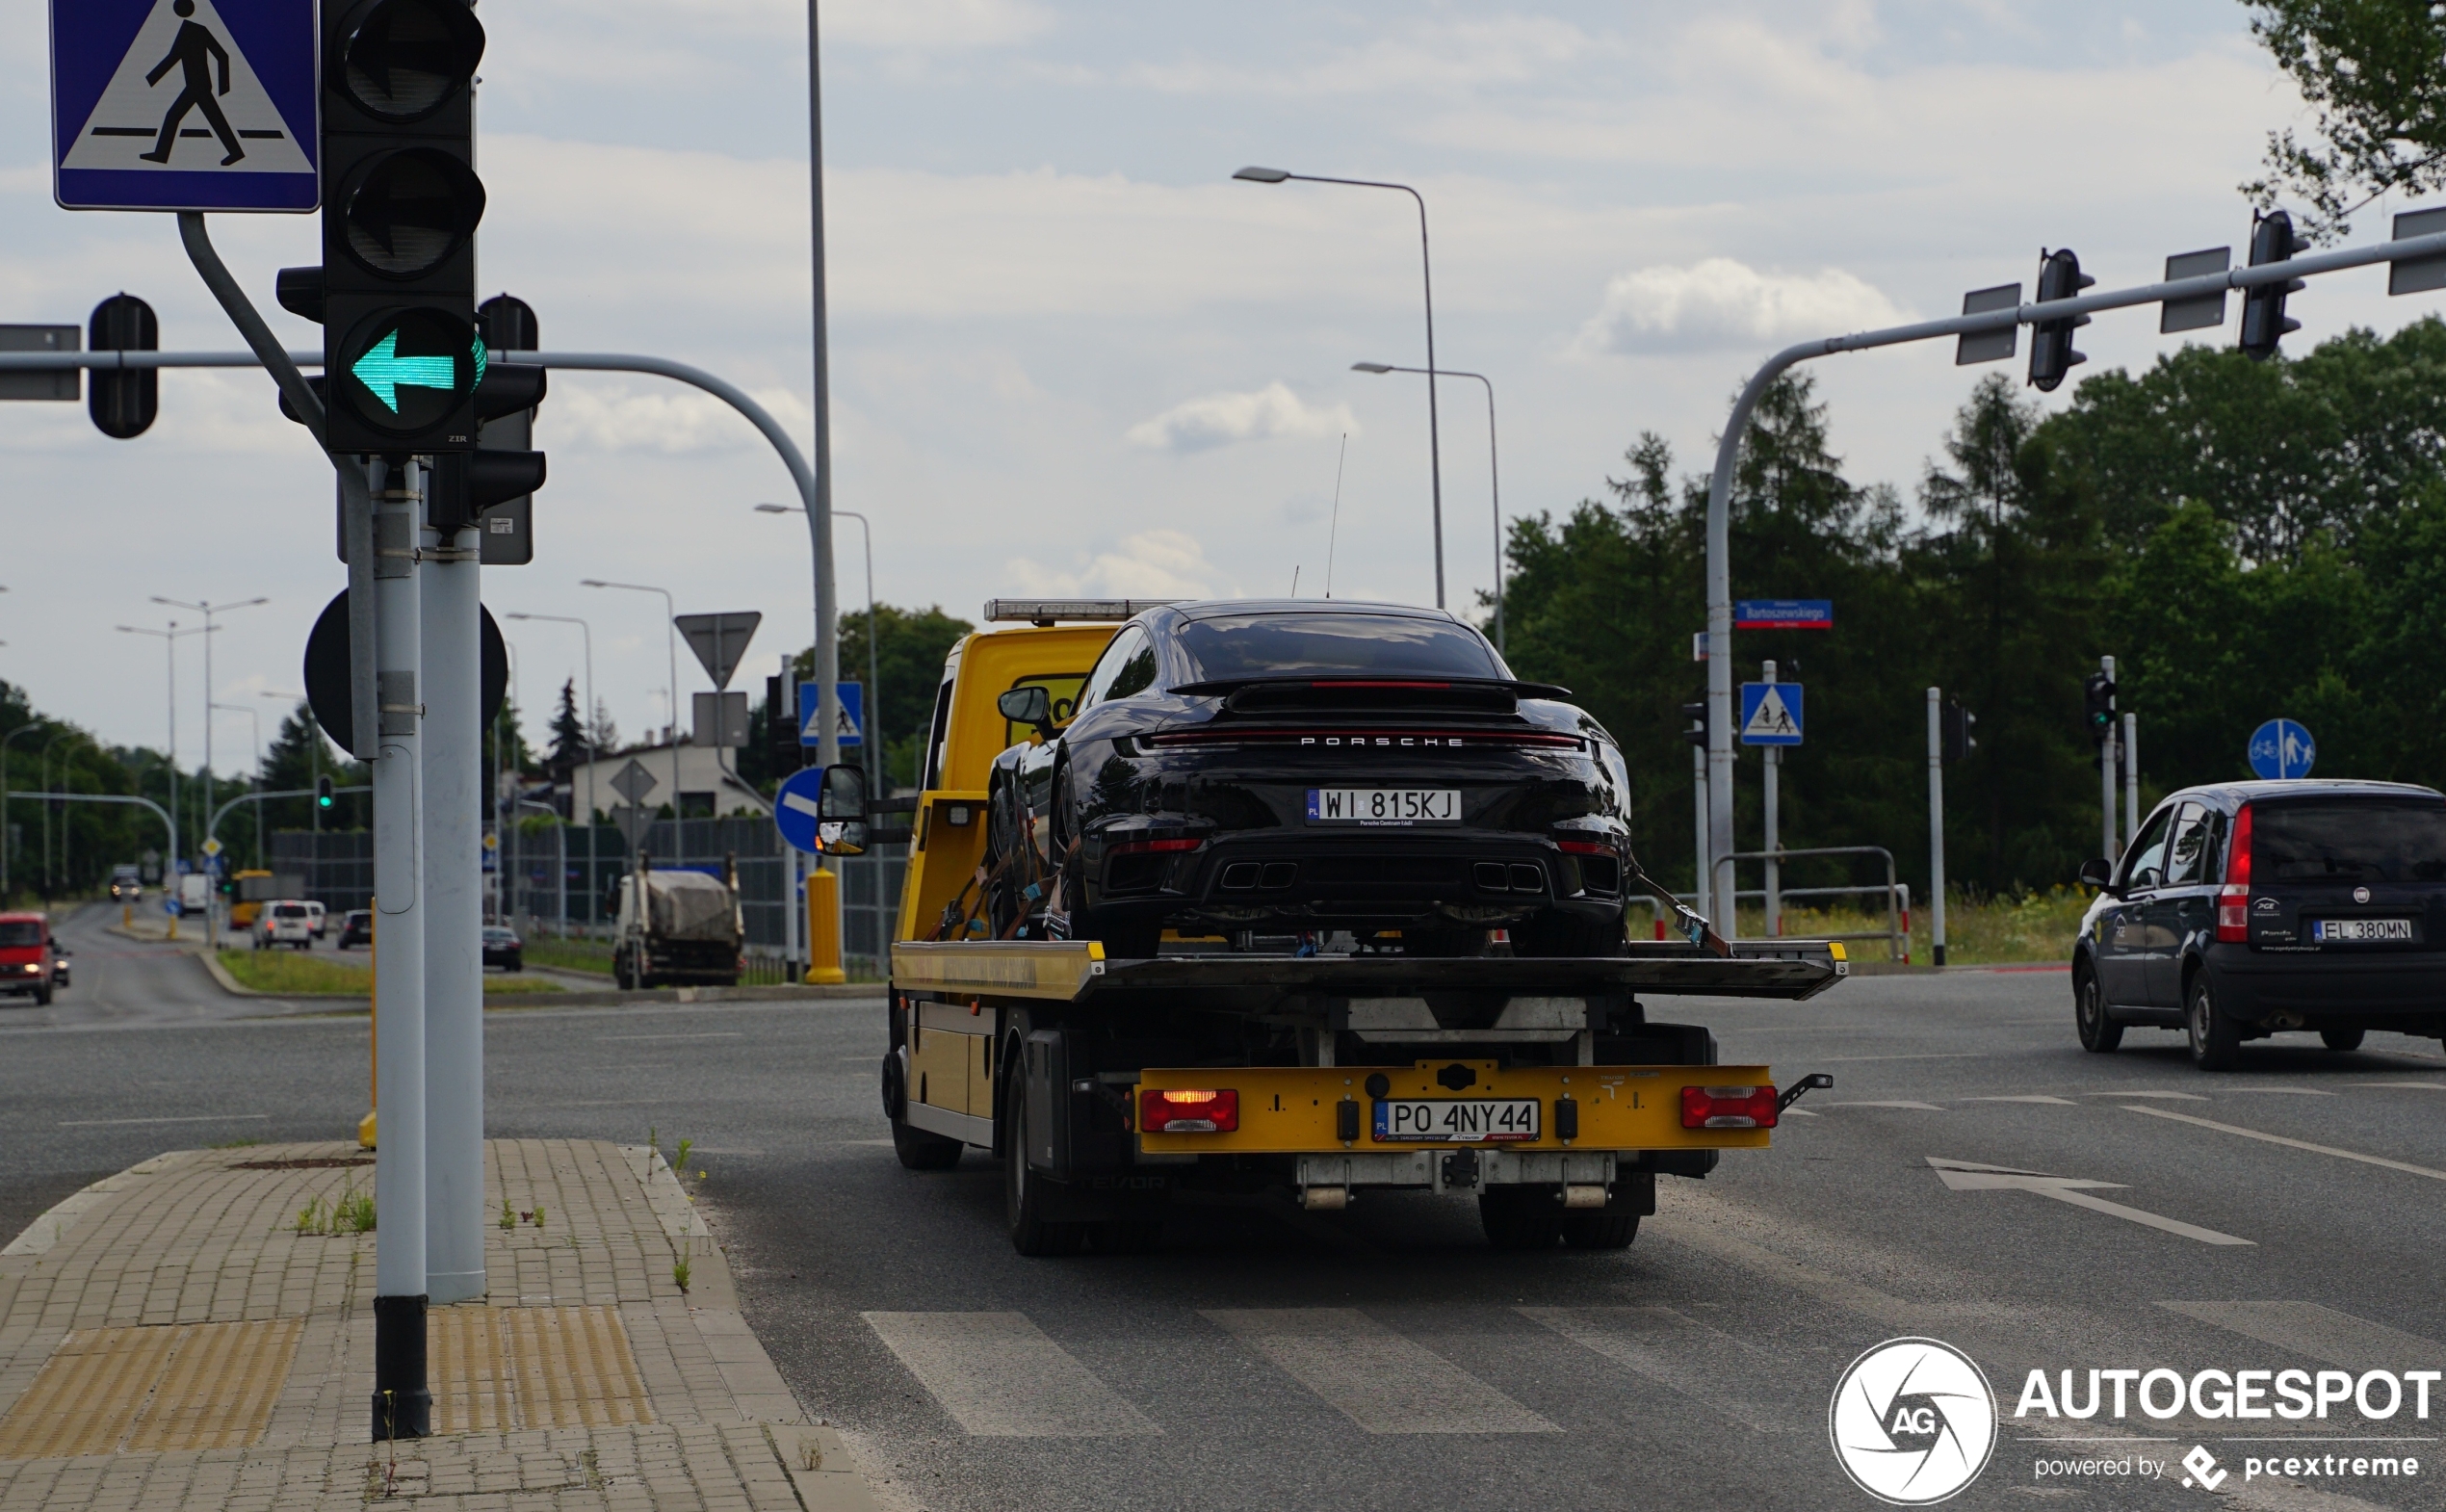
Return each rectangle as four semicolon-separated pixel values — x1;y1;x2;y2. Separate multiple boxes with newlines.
1830;1338;1999;1504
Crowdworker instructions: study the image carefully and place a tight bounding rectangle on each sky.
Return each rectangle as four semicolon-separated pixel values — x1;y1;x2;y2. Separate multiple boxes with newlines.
0;0;2431;768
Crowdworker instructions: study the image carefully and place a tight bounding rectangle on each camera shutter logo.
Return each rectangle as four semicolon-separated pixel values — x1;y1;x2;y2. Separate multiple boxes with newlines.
1829;1337;1997;1504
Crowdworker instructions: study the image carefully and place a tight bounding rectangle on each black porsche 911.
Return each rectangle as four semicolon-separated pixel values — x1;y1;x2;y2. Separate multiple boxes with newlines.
981;600;1634;957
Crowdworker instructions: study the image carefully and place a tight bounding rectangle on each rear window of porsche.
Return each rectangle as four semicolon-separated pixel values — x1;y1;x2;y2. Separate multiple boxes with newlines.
2255;799;2446;883
1176;613;1501;681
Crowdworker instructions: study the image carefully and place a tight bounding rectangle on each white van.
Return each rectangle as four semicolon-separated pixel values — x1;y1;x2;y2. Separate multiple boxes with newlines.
254;900;315;951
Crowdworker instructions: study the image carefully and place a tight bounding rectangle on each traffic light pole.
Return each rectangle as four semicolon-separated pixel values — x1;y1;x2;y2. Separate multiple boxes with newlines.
1926;688;1946;968
1761;660;1780;938
1700;222;2446;933
1690;741;1708;925
2123;712;2141;852
422;508;484;1308
2099;657;2119;865
370;457;430;1440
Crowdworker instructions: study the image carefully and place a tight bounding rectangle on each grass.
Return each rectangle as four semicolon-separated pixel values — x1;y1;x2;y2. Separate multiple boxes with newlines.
1635;886;2092;966
217;949;563;996
524;937;615;977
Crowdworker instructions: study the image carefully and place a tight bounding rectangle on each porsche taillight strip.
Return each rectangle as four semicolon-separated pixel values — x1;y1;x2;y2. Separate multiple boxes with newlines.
1143;728;1582;750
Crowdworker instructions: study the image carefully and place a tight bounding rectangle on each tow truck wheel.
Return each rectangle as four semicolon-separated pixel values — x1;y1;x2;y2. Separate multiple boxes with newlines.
1558;1210;1638;1249
1477;1187;1562;1250
1004;1142;1086;1257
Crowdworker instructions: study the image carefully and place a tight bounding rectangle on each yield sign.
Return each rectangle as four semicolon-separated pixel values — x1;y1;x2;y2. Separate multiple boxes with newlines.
674;612;761;691
51;0;319;212
608;759;659;807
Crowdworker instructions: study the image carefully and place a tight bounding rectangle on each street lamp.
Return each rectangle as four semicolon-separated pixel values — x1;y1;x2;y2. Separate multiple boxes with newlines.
1236;165;1446;608
151;595;269;868
757;503;879;771
117;620;214;881
506;613;598;922
213;702;263;862
1354;361;1504;653
580;580;682;820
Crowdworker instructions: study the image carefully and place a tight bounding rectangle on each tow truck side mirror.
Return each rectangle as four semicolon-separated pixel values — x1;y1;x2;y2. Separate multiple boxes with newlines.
817;763;870;856
2078;857;2117;894
997;686;1056;740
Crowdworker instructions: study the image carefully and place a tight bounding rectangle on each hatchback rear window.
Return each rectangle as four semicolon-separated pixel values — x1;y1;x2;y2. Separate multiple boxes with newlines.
0;922;41;947
273;904;309;918
1176;613;1501;681
2254;799;2446;883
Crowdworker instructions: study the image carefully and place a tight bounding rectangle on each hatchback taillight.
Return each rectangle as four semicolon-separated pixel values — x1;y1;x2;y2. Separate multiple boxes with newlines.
2217;804;2253;943
1139;1087;1238;1134
1680;1085;1778;1130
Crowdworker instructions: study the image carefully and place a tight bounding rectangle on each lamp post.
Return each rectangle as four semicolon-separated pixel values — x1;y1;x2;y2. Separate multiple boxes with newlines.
1236;165;1444;608
1352;361;1502;652
117;620;213;898
581;581;681;822
757;503;878;773
152;596;270;884
505;613;597;923
213;702;264;863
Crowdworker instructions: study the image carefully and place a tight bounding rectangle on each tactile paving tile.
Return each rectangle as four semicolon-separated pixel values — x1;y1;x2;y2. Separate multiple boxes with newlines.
430;1306;652;1431
0;1318;302;1459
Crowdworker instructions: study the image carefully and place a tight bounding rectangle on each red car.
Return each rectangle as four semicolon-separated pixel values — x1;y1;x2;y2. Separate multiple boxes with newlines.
0;913;59;1006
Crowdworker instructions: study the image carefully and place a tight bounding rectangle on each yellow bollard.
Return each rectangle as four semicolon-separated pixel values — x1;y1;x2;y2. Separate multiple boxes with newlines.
122;903;131;929
804;866;846;984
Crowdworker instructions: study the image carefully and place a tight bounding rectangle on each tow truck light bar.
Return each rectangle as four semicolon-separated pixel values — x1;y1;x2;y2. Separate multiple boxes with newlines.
982;599;1182;625
1140;1087;1238;1133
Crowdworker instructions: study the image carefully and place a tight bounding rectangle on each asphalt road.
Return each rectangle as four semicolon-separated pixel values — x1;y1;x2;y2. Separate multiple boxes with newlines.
6;941;2444;1511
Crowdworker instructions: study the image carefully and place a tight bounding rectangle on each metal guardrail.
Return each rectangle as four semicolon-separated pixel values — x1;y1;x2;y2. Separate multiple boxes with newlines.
1629;845;1910;961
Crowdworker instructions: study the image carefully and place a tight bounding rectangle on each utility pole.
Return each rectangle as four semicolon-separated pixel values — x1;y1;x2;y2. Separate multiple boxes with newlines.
1761;660;1781;937
1927;688;1946;968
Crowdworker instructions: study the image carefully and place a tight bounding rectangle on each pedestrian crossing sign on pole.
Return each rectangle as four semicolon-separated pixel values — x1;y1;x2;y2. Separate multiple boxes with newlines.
799;681;862;749
1739;682;1803;745
50;0;320;213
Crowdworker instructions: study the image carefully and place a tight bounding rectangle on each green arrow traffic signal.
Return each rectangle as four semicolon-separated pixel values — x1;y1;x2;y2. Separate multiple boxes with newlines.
351;328;461;413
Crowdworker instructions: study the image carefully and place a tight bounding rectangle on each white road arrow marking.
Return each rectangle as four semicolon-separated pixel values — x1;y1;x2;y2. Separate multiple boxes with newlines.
1926;1157;2253;1246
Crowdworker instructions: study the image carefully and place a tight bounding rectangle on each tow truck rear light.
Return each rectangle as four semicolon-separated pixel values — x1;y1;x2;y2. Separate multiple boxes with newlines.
1140;1087;1238;1133
1680;1084;1779;1130
2217;802;2254;942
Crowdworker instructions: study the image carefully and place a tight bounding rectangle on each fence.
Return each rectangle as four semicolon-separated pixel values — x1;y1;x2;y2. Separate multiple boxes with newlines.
1629;845;1912;961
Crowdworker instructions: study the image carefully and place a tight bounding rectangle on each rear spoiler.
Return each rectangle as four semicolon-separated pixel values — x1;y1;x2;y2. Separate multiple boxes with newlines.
1171;675;1574;702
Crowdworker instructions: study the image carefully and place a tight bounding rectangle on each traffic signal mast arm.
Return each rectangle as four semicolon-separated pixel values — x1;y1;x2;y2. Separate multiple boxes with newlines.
1698;216;2446;940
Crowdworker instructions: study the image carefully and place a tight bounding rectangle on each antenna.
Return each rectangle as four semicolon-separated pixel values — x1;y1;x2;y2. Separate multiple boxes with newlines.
1289;565;1301;596
1325;431;1346;599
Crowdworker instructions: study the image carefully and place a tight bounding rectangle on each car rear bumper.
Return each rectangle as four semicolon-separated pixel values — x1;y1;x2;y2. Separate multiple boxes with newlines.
1097;829;1625;930
2208;944;2446;1029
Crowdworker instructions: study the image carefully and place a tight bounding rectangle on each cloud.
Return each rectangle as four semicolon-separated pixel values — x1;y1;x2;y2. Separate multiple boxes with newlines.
1009;530;1233;600
542;381;813;455
1573;258;1908;354
1126;382;1356;453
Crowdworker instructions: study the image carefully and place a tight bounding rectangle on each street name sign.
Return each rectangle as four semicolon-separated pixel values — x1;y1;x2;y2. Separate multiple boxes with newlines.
1733;599;1833;630
1739;682;1804;746
51;0;319;212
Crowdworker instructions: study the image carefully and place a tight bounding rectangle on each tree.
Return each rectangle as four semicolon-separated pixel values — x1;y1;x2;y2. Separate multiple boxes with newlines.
547;677;589;767
789;603;975;789
2243;2;2446;243
258;702;365;836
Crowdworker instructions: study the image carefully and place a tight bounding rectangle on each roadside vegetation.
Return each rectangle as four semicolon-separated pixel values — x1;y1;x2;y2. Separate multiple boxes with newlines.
1631;888;2090;966
217;949;561;996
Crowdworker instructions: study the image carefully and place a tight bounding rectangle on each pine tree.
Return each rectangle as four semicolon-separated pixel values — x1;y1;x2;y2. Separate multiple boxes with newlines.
548;677;588;766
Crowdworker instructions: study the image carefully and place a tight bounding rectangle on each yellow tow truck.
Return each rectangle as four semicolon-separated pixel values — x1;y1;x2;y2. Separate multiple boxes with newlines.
816;598;1844;1255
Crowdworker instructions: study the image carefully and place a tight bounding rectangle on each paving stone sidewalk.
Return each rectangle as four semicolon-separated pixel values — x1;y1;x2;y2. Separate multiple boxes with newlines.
0;1140;878;1511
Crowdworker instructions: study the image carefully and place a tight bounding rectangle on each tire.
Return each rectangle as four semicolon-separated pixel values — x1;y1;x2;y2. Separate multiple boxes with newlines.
1004;1139;1085;1257
2186;974;2243;1072
33;983;52;1007
1558;1209;1639;1250
1478;1186;1562;1250
2321;1028;2365;1052
892;1120;963;1171
1510;909;1624;958
2074;968;2122;1053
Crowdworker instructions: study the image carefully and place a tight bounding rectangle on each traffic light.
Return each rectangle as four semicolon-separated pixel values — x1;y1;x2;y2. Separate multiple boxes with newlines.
1680;699;1710;749
2240;209;2307;362
2083;672;2117;745
88;294;157;438
316;774;335;811
301;0;490;455
2027;248;2094;392
469;294;544;564
1940;699;1977;763
768;674;804;776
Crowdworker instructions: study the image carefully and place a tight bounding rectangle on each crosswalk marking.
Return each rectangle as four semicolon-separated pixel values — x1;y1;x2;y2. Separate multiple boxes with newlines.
1200;1308;1557;1435
2160;1302;2445;1374
1519;1306;1787;1432
859;1312;1159;1438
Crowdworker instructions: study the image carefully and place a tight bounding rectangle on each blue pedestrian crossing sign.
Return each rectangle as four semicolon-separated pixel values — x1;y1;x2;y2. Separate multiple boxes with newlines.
799;681;863;748
1739;682;1804;745
2249;717;2315;779
51;0;319;213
